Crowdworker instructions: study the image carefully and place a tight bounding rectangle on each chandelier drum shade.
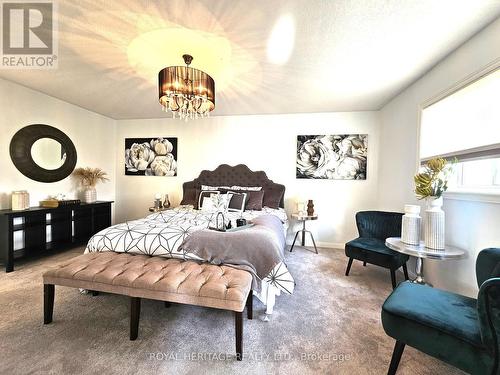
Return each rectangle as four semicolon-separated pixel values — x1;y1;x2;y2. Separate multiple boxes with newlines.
158;54;215;120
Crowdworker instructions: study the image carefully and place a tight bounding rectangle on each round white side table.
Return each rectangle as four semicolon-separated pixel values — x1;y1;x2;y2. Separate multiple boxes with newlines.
290;213;318;254
385;237;466;285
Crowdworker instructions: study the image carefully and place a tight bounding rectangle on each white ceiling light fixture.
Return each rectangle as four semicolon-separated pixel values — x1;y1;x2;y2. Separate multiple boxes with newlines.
267;14;295;65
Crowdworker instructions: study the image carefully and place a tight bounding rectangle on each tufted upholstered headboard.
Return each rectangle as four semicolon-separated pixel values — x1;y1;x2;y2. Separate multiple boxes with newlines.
182;164;286;208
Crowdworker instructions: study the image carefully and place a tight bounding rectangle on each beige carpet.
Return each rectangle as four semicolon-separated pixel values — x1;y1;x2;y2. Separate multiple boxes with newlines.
0;246;463;375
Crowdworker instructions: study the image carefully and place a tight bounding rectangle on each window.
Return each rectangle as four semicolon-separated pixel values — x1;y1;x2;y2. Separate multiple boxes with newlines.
420;67;500;194
449;158;500;191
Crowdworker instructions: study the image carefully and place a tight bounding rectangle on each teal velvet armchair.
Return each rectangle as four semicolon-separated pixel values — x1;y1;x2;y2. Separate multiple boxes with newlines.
382;248;500;375
345;211;409;289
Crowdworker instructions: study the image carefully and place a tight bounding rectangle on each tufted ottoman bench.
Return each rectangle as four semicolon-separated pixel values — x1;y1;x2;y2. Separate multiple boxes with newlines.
43;252;253;360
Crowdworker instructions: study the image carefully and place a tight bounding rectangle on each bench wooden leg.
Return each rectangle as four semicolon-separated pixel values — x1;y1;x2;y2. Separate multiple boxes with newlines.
235;311;243;361
246;291;253;320
44;284;54;324
130;297;141;340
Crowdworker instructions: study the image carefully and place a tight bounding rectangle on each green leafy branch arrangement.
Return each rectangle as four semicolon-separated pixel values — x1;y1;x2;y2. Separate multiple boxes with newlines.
414;158;455;200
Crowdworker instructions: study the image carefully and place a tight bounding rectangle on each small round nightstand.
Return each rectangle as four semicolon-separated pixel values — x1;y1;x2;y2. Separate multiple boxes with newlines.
290;213;318;254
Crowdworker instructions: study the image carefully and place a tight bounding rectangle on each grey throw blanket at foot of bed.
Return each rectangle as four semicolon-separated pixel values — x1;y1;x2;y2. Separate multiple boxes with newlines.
178;215;286;291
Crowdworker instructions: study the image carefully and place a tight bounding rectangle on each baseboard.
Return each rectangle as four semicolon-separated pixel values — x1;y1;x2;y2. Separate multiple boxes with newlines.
289;240;416;279
316;242;344;249
285;241;344;249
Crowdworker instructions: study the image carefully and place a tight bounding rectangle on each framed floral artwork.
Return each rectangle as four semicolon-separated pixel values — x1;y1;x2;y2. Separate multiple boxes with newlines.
125;137;177;176
296;135;367;180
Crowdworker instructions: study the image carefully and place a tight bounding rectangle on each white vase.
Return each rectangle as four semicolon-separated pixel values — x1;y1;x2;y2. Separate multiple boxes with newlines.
424;196;445;250
401;204;421;245
83;187;97;203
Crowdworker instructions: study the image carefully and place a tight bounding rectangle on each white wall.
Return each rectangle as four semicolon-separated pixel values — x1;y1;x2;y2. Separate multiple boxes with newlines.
4;17;497;294
115;112;381;247
0;75;380;248
378;18;500;297
0;78;116;215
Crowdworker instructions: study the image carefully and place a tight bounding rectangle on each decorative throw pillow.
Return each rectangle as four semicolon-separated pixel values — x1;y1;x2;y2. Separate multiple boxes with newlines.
201;185;262;191
227;191;247;213
245;190;264;211
263;188;284;209
237;186;262;191
200;185;220;191
199;191;233;212
213;193;233;211
180;188;199;207
198;190;220;210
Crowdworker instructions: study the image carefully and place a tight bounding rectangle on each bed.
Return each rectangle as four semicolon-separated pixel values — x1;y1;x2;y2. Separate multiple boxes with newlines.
85;164;294;318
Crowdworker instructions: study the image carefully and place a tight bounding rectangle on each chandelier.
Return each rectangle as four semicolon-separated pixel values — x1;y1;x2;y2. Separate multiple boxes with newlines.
158;54;215;120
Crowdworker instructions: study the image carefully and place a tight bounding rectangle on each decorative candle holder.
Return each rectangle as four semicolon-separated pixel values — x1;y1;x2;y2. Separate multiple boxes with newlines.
163;194;171;209
297;200;307;216
307;200;314;216
11;191;29;210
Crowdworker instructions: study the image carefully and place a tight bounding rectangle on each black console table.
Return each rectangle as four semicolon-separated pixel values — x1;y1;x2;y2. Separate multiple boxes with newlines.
0;201;113;272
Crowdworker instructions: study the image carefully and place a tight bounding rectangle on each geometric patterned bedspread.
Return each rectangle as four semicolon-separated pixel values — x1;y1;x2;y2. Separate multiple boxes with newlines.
85;206;295;295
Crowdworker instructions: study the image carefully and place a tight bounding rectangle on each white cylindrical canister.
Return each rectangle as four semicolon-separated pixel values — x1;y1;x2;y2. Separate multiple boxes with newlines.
22;191;30;209
401;204;421;245
424;197;445;250
11;191;24;211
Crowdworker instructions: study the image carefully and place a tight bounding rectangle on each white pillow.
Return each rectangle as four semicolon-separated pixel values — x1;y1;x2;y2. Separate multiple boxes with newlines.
199;191;233;212
200;195;215;211
201;185;262;191
213;193;233;211
200;185;220;191
198;191;219;210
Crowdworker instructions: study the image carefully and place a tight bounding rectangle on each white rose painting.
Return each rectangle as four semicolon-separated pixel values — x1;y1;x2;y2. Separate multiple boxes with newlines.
296;135;367;180
125;137;178;176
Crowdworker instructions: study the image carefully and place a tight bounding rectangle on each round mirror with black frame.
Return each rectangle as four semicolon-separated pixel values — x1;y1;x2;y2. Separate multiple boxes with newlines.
9;124;77;183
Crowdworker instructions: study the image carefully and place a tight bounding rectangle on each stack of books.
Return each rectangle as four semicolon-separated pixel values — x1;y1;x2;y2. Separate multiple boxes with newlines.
40;199;81;208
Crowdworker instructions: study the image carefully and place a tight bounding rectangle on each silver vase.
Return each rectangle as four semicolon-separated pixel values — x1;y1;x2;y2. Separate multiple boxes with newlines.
424;197;445;250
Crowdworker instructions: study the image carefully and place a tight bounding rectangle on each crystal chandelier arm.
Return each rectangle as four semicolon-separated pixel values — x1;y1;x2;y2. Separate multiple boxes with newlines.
173;95;181;111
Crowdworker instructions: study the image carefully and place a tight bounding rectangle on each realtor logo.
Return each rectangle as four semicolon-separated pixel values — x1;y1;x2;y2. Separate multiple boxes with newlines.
1;1;58;68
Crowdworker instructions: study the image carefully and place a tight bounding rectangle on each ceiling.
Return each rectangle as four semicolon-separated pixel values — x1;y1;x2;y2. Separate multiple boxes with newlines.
1;0;499;119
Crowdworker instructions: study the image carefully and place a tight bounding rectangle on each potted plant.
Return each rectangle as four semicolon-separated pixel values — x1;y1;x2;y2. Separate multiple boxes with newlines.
73;167;109;203
414;158;454;249
414;158;453;201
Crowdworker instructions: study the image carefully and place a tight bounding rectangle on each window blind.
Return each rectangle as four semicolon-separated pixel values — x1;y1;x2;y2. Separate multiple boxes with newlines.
420;68;500;162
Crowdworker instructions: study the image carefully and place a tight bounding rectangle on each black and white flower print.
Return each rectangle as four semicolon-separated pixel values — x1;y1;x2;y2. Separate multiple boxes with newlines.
296;134;367;180
125;137;177;176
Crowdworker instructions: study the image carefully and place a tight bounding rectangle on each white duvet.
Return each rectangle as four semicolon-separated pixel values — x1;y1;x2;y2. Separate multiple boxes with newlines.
85;206;294;315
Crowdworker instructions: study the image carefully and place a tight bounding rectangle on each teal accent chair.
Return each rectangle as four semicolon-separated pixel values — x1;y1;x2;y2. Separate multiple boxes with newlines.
345;211;409;289
382;248;500;375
